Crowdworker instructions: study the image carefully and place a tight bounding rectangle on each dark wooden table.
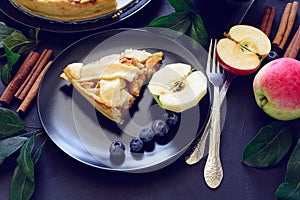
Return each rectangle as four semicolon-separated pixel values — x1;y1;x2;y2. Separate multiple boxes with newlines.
0;0;299;199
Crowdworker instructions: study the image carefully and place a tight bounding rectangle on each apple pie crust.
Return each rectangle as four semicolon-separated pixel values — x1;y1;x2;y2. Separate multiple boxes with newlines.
60;49;163;124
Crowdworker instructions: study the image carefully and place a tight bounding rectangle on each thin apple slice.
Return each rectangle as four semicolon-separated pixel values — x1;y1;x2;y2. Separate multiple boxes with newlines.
148;63;207;112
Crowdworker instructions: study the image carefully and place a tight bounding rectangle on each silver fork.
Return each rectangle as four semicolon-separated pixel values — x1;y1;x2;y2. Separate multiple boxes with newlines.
203;39;224;189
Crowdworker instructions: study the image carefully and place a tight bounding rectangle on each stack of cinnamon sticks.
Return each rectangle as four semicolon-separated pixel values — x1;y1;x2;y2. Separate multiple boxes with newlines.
259;1;299;58
0;49;53;113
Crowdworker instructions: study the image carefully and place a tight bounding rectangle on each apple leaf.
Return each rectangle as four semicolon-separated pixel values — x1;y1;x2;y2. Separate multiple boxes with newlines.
0;22;18;46
148;1;208;47
275;182;300;200
284;137;300;184
0;22;39;85
148;11;191;31
1;43;21;85
241;121;294;168
10;165;35;200
168;0;193;12
17;136;35;182
0;106;45;200
0;107;26;139
188;13;208;47
10;135;44;200
0;136;28;165
2;31;28;52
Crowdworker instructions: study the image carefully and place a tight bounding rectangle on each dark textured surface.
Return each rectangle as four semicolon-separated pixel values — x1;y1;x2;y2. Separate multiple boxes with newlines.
0;0;299;199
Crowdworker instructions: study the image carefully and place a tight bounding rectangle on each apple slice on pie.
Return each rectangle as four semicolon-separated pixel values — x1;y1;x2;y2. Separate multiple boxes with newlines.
60;49;163;124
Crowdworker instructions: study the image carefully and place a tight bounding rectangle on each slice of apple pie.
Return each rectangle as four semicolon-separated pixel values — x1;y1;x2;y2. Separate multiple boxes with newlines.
60;49;163;124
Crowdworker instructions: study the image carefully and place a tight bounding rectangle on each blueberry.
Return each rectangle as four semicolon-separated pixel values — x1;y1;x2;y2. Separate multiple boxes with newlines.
139;128;155;143
267;50;279;62
152;119;170;144
109;141;125;156
130;137;144;153
162;112;178;126
152;119;169;134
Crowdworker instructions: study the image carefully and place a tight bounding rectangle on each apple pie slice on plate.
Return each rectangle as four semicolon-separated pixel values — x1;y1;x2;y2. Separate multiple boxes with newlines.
60;49;163;124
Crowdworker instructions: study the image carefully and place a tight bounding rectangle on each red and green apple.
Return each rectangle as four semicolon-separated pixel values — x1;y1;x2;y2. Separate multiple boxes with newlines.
253;58;300;120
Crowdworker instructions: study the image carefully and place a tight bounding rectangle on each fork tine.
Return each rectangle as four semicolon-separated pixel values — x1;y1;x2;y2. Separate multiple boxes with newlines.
206;39;213;74
212;39;218;73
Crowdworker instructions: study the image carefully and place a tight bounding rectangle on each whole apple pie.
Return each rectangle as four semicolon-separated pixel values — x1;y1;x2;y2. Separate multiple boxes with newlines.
10;0;117;21
60;49;164;124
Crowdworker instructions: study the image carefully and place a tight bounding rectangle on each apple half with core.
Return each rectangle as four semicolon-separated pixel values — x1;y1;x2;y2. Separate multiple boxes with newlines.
148;63;207;112
216;25;271;75
253;58;300;121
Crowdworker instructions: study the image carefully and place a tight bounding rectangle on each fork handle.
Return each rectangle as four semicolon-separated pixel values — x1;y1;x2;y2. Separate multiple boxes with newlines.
209;86;221;158
185;74;234;165
204;85;223;189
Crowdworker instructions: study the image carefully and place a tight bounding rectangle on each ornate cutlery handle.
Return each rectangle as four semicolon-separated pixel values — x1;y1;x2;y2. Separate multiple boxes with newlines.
204;85;223;189
185;73;234;165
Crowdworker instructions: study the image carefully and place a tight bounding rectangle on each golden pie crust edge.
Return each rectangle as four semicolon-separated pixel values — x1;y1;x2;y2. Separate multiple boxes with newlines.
10;0;117;21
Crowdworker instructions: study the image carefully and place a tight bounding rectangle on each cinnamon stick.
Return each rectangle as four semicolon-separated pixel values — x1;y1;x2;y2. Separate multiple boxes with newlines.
17;61;53;113
279;1;298;49
14;51;46;98
283;25;300;58
273;1;299;50
265;6;276;37
273;2;293;46
260;6;272;33
15;49;53;100
0;51;40;105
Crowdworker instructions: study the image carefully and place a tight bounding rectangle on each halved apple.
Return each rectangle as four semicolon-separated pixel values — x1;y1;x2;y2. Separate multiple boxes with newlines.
148;63;207;112
216;25;271;75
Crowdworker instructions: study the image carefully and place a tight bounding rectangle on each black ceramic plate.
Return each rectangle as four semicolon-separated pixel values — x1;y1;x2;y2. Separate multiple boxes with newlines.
37;28;210;173
0;0;151;33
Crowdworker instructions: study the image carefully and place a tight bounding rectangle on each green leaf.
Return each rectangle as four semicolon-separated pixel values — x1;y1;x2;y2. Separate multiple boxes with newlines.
148;11;191;28
168;0;193;12
188;13;208;47
0;23;18;45
276;182;300;200
285;137;300;184
241;121;293;168
9;135;43;200
32;136;46;164
17;136;35;182
1;43;21;85
9;166;35;200
0;108;26;138
32;146;42;165
0;136;28;165
1;63;11;85
2;31;28;52
275;137;300;200
170;17;192;34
